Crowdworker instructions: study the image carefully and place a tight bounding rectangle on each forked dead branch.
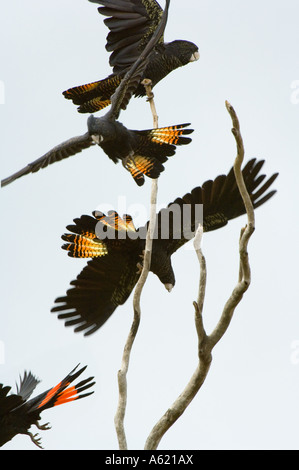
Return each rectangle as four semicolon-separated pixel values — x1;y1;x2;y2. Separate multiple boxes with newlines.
115;94;257;450
143;101;256;450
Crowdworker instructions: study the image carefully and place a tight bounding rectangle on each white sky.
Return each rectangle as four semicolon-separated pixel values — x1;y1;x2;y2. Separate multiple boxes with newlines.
1;0;298;450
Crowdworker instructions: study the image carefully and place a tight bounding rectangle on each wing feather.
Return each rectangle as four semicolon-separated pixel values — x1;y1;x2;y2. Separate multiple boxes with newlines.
1;133;94;187
91;0;164;74
144;159;279;255
52;250;140;335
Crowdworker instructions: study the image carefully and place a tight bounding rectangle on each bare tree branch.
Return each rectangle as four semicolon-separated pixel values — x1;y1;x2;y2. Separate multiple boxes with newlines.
208;101;255;348
114;79;159;450
144;101;256;450
142;78;159;127
144;225;211;450
193;225;207;345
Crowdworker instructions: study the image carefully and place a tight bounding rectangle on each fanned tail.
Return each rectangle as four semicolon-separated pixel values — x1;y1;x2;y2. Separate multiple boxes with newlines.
61;214;108;258
148;123;194;146
123;154;164;186
93;210;137;234
62;75;121;113
125;123;193;185
29;365;95;412
62;211;137;256
62;232;108;258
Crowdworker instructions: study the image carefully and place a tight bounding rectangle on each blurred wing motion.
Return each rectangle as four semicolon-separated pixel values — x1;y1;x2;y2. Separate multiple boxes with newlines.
0;364;95;449
52;159;278;336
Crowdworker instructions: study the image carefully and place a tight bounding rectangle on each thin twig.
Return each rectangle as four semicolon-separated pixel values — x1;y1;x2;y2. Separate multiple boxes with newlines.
114;79;159;450
144;101;256;450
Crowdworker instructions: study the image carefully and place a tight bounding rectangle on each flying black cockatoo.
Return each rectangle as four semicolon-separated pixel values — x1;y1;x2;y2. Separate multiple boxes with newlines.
51;159;279;336
0;364;95;449
63;0;199;114
1;0;193;188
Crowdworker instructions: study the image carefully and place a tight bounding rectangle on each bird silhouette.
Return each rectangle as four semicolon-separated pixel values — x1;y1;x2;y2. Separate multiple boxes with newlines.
51;159;278;336
0;364;95;449
1;0;193;188
63;0;199;114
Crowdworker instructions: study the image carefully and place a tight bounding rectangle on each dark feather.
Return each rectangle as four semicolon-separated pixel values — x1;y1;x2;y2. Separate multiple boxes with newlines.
0;365;95;448
1;133;94;187
1;2;190;188
52;159;278;335
63;0;199;113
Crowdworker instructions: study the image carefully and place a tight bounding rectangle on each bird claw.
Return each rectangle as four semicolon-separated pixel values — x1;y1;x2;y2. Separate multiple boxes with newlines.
36;421;51;431
27;431;44;449
146;92;154;101
136;250;146;274
136;262;143;274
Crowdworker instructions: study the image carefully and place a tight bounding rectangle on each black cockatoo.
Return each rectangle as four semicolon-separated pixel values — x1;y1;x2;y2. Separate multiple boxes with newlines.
51;159;278;336
0;364;95;449
1;0;193;188
63;0;199;114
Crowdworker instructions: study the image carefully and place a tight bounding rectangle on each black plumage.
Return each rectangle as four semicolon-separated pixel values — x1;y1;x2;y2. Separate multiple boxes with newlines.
0;365;95;449
1;0;193;188
63;0;199;113
51;159;278;336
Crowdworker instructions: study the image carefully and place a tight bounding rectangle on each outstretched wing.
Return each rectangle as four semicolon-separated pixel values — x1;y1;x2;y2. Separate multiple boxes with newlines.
147;159;279;255
52;212;141;336
1;133;94;187
91;0;164;75
106;0;170;118
52;253;140;336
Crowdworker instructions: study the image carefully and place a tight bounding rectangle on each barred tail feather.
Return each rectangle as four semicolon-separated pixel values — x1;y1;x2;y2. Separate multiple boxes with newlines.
78;98;111;113
95;210;137;233
62;232;108;258
150;123;193;146
62;75;121;113
124;154;165;185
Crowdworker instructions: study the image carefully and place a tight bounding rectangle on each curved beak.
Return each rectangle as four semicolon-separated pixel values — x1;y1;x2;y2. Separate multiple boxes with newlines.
164;283;174;292
190;51;200;62
91;134;104;144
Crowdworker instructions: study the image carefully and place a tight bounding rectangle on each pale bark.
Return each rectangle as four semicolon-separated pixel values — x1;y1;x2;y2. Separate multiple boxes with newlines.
114;80;159;450
144;101;256;450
